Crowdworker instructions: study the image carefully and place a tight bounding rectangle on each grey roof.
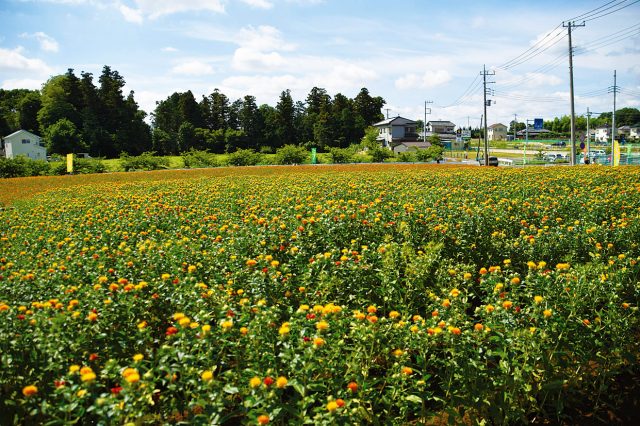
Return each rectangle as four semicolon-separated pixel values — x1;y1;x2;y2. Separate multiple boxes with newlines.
489;123;507;129
4;129;41;139
427;121;455;126
373;116;417;126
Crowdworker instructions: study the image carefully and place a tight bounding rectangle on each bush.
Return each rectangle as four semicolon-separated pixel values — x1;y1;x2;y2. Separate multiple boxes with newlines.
397;151;415;162
181;149;219;169
329;147;354;164
119;152;170;171
49;157;107;175
226;149;262;167
370;147;393;163
0;157;51;178
275;145;308;165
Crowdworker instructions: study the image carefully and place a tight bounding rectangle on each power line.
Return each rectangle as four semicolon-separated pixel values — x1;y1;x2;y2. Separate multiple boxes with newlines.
439;75;483;108
567;0;620;20
498;26;565;70
584;0;640;22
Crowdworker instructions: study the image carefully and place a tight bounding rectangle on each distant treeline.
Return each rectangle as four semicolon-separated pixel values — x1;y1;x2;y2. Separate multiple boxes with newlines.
0;66;386;158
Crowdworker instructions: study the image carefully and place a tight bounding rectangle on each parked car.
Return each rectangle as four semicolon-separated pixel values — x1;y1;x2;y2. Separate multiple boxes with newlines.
478;156;499;166
543;153;567;162
551;141;567;147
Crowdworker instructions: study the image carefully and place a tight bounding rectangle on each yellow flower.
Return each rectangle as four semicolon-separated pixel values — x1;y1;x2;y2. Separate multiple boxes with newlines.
327;401;338;412
502;301;513;310
137;321;147;330
401;366;413;375
486;304;495;313
313;337;325;347
202;324;211;333
124;372;140;384
449;288;460;298
276;376;288;388
367;305;377;314
133;353;144;362
201;370;213;381
69;365;81;374
221;320;233;330
278;324;290;336
543;309;552;318
250;376;261;388
393;349;404;357
463;272;472;280
534;296;543;304
316;321;329;331
81;372;97;382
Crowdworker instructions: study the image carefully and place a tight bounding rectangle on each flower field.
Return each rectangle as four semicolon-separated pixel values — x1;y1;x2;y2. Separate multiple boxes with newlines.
1;164;639;424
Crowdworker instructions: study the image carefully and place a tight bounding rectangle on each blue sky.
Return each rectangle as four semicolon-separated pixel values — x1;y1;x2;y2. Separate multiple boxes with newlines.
1;0;639;129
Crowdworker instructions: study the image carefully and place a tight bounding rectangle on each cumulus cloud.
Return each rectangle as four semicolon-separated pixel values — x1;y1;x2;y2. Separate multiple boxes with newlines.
240;0;274;9
20;32;59;52
118;4;143;24
171;60;215;76
117;0;225;22
1;78;46;90
395;70;452;90
0;47;54;75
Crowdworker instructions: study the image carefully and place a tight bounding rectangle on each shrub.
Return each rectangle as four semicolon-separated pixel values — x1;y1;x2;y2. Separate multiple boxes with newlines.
49;157;107;175
275;144;308;165
370;147;393;163
0;157;51;178
119;152;170;171
329;147;354;164
397;151;415;162
181;149;219;169
226;149;262;167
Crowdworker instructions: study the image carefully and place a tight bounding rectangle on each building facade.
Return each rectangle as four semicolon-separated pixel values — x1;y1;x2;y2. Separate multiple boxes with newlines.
2;130;47;160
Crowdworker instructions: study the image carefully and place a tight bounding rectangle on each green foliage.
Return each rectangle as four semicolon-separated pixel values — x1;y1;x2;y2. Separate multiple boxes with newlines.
0;157;49;178
49;157;107;175
428;133;443;147
181;149;219;169
370;146;393;162
397;151;415;162
329;147;354;164
226;149;262;167
275;144;308;165
43;118;87;154
359;126;380;151
119;151;170;171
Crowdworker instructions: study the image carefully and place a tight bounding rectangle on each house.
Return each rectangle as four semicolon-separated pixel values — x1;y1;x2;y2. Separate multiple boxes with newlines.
393;141;431;154
618;125;640;141
487;123;508;141
426;121;456;134
594;126;611;143
2;130;47;160
516;128;552;139
373;116;419;149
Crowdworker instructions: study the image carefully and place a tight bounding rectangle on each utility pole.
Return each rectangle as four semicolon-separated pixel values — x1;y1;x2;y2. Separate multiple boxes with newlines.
563;20;585;166
481;64;495;166
610;70;619;166
586;107;592;163
424;101;433;142
385;108;391;119
513;113;518;141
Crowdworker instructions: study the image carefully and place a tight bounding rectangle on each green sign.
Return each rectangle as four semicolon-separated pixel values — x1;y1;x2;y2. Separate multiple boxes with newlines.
311;148;317;164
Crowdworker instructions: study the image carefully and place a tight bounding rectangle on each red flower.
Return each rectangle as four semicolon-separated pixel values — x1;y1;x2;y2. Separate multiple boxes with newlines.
306;313;316;320
263;377;274;387
111;386;123;394
166;326;178;336
17;314;25;320
89;353;99;361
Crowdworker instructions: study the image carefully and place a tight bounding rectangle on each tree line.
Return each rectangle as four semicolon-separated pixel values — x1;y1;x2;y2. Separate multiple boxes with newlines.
0;66;386;158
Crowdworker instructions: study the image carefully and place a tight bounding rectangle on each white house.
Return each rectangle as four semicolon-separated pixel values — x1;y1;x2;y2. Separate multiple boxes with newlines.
426;121;455;134
488;123;508;141
373;116;419;149
595;126;611;143
2;130;47;160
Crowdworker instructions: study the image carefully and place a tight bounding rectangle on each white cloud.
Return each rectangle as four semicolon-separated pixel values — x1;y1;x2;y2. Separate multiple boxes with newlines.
395;70;452;90
237;25;296;52
119;4;143;24
1;78;45;90
171;60;215;76
240;0;273;9
0;47;54;75
162;46;178;52
20;32;59;52
127;0;225;20
232;48;285;72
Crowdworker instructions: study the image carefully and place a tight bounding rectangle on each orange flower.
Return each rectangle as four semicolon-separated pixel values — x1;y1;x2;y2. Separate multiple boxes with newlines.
22;385;38;397
401;366;413;375
257;414;270;425
502;301;513;310
474;323;484;332
347;381;358;393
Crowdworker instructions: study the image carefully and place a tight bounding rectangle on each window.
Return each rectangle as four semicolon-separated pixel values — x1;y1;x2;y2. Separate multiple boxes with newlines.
22;139;30;144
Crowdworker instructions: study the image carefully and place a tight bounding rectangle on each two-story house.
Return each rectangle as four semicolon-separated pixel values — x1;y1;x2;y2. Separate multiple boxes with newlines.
426;121;456;134
595;126;611;143
2;129;47;160
487;123;508;141
373;116;419;149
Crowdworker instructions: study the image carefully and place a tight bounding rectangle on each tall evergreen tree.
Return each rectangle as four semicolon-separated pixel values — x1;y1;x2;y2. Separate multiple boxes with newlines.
275;90;296;147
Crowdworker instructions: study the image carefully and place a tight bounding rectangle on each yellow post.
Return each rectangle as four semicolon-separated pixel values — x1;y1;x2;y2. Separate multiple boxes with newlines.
613;141;620;167
66;154;74;173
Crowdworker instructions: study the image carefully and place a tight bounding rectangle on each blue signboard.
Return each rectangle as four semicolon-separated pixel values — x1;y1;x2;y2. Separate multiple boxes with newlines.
534;118;543;130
